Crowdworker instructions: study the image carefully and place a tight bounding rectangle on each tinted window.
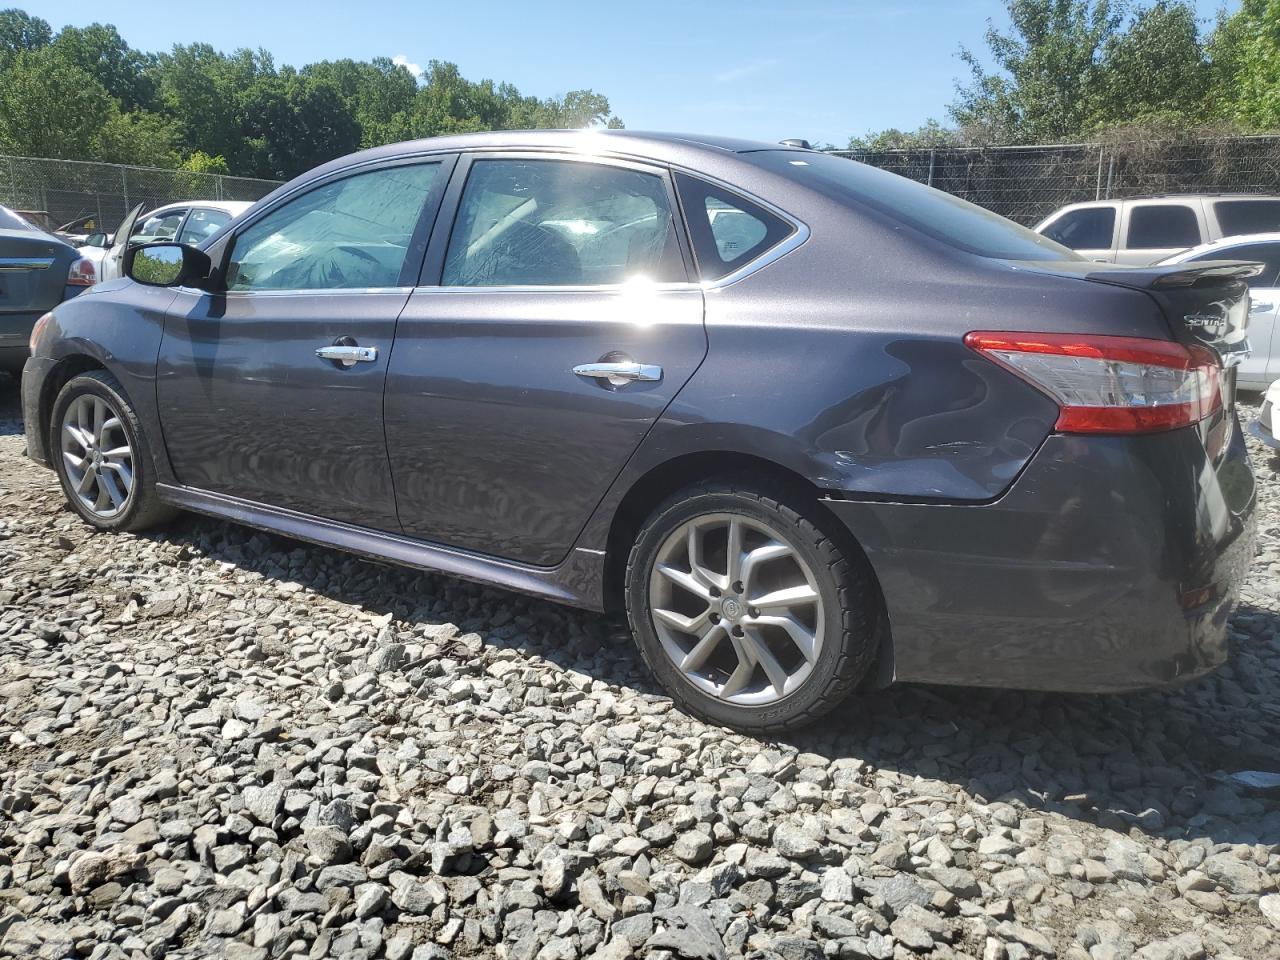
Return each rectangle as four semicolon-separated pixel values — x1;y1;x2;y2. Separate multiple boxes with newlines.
228;163;440;292
1213;199;1280;238
178;208;232;245
1188;241;1280;289
746;150;1074;260
1041;207;1115;250
443;159;684;286
1126;205;1200;249
135;210;185;243
675;174;794;280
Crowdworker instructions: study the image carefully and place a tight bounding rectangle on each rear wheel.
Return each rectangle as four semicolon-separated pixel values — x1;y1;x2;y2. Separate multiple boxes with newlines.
625;479;879;732
50;371;175;532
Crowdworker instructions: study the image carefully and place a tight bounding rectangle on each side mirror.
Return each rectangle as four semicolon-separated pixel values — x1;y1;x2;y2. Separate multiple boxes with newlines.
125;242;211;288
86;232;108;248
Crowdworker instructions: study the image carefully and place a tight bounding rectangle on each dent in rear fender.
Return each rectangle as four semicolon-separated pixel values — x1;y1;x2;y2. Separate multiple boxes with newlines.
825;428;1256;690
645;329;1059;500
36;282;179;483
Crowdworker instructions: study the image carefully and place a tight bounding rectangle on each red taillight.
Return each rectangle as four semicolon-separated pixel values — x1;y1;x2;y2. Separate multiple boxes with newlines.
965;331;1221;434
66;257;96;286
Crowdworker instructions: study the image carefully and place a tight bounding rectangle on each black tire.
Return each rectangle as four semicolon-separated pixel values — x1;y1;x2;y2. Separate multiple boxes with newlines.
49;370;176;532
625;478;880;733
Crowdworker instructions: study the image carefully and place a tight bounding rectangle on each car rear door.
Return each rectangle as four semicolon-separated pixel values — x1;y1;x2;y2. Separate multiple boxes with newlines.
384;152;706;566
156;156;455;530
1117;200;1205;265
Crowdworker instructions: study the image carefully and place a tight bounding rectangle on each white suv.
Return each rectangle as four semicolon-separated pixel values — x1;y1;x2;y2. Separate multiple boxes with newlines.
1034;194;1280;265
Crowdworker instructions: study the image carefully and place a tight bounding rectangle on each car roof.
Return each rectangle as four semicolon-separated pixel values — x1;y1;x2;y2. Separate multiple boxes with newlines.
146;200;254;216
1160;232;1280;262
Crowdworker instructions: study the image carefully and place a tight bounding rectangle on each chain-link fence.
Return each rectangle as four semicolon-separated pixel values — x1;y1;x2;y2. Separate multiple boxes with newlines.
832;136;1280;226
0;155;281;234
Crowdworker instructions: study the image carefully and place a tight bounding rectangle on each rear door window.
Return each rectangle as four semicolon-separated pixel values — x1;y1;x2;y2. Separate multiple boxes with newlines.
1126;205;1200;250
676;173;794;280
1213;199;1280;238
1041;208;1115;250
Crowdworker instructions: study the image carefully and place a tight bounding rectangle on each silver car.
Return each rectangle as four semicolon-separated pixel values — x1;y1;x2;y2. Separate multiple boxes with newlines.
92;200;253;283
1036;194;1280;265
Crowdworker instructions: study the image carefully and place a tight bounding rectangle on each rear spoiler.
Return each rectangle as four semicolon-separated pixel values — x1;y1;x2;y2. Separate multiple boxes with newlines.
1084;260;1264;291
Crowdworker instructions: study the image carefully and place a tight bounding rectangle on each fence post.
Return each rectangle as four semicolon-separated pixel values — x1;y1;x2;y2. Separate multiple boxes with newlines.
1096;145;1105;201
1104;155;1115;200
7;158;15;208
927;149;936;188
121;167;129;213
216;175;223;201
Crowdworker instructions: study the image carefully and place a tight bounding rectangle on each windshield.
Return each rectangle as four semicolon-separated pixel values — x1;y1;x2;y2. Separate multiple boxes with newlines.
0;206;34;232
748;151;1078;261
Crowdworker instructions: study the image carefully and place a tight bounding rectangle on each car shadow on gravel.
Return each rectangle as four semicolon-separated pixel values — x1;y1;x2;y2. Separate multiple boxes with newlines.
163;502;1280;854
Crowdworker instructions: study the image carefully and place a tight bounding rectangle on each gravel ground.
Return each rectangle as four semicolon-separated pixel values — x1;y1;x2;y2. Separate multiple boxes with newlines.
1;372;1278;960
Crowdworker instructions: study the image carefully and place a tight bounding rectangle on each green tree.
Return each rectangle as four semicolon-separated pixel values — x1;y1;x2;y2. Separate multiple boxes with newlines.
179;150;230;174
952;0;1125;143
94;108;181;165
1209;0;1280;129
50;23;155;111
847;120;958;151
1094;2;1210;127
0;7;49;70
0;47;113;158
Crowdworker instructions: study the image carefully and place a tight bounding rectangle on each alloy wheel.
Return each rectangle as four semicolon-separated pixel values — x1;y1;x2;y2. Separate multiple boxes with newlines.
648;512;824;705
60;394;134;519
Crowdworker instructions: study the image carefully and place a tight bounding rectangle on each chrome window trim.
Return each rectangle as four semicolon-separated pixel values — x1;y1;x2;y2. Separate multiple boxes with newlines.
409;281;701;295
0;257;55;271
181;286;414;298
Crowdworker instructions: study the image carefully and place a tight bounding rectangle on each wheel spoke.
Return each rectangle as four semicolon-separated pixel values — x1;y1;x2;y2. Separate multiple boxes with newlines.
745;627;791;695
101;473;126;509
749;583;818;610
680;623;726;673
92;398;106;443
64;424;93;451
75;466;97;495
739;542;790;595
100;445;131;459
652;606;710;635
101;459;133;490
101;417;122;435
62;451;85;471
656;562;712;601
726;517;744;585
720;635;757;698
92;477;112;511
686;523;727;592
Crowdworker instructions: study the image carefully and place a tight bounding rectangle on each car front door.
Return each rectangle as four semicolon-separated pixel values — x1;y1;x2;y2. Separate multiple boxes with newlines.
101;203;144;282
384;153;706;566
155;156;455;530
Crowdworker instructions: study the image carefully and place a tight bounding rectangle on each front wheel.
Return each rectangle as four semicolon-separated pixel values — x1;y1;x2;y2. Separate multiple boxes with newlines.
625;480;880;733
49;370;175;532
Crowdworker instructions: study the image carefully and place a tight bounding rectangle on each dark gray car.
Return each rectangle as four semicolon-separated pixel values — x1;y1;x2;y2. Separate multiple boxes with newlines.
1;205;85;377
20;131;1258;732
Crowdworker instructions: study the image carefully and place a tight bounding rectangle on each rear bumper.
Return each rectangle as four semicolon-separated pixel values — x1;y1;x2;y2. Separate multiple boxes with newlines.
0;311;37;372
827;421;1256;692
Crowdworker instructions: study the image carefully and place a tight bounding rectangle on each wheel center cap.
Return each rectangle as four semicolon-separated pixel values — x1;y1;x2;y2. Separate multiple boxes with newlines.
91;452;102;467
721;597;743;620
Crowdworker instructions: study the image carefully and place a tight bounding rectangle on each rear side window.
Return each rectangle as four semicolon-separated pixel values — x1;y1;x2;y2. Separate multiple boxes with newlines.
443;158;685;287
1041;207;1115;250
1214;199;1280;238
1188;241;1280;289
747;150;1076;259
1126;205;1200;249
676;173;793;280
135;209;186;243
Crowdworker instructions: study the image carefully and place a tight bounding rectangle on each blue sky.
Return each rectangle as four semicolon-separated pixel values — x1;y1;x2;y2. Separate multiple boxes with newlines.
24;0;1239;146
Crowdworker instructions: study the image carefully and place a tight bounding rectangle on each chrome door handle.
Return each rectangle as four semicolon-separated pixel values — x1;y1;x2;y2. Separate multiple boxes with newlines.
316;344;378;366
573;362;662;386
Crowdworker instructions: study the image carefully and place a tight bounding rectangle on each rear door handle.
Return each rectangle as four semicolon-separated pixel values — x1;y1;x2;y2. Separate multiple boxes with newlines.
573;361;663;386
316;344;378;367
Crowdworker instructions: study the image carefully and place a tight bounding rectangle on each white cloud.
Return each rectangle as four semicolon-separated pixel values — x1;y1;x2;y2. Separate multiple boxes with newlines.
393;54;424;80
714;58;779;85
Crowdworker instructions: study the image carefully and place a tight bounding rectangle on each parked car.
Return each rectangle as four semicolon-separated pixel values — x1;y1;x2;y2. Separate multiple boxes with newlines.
1252;379;1279;449
20;132;1258;731
55;213;111;246
0;205;92;378
1159;234;1280;390
1035;194;1280;265
94;200;252;283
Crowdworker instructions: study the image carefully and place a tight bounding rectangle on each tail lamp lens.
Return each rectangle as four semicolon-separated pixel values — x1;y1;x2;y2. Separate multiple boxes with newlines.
66;257;96;286
964;331;1221;434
